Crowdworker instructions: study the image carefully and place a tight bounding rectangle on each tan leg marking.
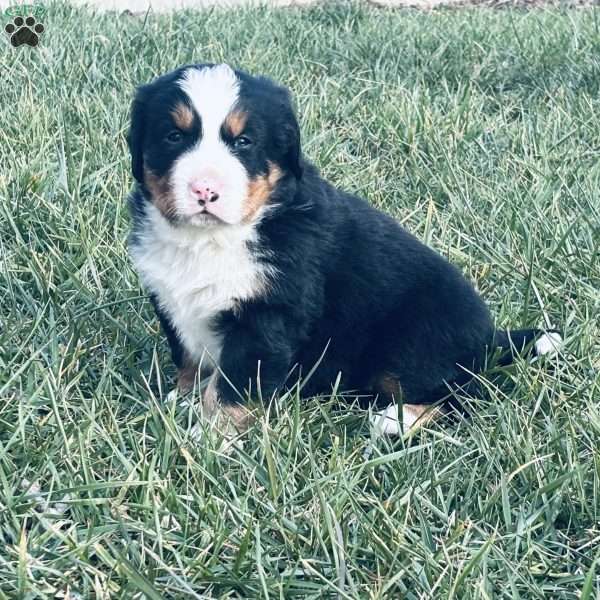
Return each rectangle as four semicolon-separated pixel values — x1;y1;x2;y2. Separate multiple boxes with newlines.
201;372;253;433
403;404;444;429
374;373;403;399
371;402;444;435
370;373;445;434
177;358;199;394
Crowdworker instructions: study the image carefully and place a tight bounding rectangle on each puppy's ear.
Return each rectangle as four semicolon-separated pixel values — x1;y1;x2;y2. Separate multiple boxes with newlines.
275;88;303;180
281;116;303;180
127;86;148;183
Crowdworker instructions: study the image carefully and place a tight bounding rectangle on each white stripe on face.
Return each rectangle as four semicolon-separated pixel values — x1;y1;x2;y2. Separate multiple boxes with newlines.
173;65;249;225
180;64;239;139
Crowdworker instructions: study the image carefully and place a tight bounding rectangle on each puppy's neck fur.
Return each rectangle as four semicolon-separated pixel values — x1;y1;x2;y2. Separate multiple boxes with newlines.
130;203;274;364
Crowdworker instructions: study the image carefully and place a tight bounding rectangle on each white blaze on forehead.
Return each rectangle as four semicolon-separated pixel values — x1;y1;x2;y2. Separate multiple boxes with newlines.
173;64;249;225
178;64;240;135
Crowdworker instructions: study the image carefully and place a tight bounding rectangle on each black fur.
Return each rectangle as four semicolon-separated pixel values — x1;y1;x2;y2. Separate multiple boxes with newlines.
128;64;555;413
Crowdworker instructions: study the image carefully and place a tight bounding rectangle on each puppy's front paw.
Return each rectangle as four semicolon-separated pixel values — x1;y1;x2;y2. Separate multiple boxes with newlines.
185;373;252;453
165;387;194;409
177;360;199;394
534;331;563;358
370;403;441;436
201;372;253;433
188;420;245;454
166;388;179;404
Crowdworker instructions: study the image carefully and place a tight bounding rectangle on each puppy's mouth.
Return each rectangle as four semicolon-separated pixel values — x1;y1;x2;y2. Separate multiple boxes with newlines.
186;210;226;227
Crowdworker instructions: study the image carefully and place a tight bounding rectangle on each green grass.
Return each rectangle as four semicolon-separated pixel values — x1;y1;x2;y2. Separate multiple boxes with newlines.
1;1;599;597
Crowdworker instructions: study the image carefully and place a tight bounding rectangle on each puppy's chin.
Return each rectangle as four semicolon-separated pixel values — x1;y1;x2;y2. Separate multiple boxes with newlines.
174;211;230;229
188;212;227;227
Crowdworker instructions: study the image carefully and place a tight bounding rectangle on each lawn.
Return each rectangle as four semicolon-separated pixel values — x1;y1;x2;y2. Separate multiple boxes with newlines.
1;1;600;598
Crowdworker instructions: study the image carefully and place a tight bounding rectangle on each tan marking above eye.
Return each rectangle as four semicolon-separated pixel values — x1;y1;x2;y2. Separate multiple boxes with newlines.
243;161;283;222
224;109;248;138
171;102;194;131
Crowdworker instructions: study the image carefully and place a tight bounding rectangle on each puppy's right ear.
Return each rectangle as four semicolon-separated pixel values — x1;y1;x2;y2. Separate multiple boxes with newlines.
127;86;148;183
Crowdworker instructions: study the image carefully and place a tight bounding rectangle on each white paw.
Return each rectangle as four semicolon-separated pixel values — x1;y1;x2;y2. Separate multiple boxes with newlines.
534;332;563;357
166;387;195;409
21;479;70;517
188;421;244;454
166;388;179;403
189;422;204;442
370;403;430;436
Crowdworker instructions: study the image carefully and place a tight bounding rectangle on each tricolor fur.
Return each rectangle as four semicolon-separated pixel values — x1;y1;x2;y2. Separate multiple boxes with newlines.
127;63;561;433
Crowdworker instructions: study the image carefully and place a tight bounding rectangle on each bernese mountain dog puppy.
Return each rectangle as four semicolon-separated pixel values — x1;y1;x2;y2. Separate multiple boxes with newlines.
127;63;561;434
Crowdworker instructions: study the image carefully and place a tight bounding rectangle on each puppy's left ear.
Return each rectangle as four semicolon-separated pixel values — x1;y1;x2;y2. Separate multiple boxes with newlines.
275;88;303;180
281;116;303;180
127;86;148;183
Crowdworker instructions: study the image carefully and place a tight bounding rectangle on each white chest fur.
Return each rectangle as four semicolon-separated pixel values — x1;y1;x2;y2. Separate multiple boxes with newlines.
130;205;272;364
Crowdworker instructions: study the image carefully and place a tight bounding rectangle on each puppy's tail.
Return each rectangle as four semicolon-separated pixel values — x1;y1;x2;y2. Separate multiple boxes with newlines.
491;328;563;366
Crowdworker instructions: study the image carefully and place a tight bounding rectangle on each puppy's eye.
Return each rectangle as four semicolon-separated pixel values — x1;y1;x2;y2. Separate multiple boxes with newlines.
166;131;183;144
233;135;252;149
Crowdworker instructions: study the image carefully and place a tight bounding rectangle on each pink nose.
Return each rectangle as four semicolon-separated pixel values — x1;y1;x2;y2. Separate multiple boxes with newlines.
190;177;222;204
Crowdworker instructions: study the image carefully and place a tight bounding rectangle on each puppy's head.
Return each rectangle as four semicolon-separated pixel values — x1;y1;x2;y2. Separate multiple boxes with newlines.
127;63;302;227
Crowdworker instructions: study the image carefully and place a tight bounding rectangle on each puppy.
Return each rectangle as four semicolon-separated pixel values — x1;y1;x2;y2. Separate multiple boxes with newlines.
127;63;561;434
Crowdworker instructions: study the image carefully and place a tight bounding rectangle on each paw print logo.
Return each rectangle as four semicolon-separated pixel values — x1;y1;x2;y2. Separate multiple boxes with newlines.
4;15;44;47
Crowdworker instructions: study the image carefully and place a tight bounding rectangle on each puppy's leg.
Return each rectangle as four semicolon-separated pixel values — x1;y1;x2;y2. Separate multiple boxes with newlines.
150;294;201;402
177;357;199;394
201;372;253;433
371;402;444;436
369;373;444;436
165;356;199;404
169;353;216;404
186;372;253;453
